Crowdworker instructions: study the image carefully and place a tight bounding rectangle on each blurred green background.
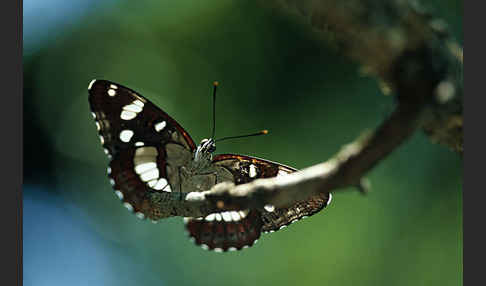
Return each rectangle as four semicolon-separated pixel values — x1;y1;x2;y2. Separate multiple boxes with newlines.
23;1;462;285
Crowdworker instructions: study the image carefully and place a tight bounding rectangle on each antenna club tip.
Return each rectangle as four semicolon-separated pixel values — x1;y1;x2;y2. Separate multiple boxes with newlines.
261;129;269;134
213;81;219;87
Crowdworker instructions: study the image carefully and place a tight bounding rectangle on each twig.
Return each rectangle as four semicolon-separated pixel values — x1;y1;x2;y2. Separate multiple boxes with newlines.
149;0;463;218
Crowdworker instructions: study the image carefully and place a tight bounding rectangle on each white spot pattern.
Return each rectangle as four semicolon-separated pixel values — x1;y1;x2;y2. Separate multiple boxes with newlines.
264;204;275;212
114;190;123;200
121;100;145;120
123;202;134;212
120;110;137;120
107;89;117;96
134;162;157;174
140;168;159;182
204;213;216;221
154;121;167;132
88;80;96;90
249;164;257;178
153;178;171;191
204;210;248;222
119;129;134;142
133;147;171;192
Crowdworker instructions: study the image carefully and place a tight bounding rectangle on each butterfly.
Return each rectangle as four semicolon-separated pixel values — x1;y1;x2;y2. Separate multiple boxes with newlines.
88;79;332;252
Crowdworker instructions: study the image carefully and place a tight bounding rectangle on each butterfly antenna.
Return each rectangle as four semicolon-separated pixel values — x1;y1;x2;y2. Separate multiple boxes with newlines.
211;81;219;139
215;130;268;143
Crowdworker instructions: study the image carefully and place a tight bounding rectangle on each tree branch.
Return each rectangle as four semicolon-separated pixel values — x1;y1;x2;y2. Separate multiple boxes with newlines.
149;0;463;219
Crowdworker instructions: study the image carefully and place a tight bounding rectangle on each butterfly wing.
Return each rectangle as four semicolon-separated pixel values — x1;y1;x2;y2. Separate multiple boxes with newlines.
212;154;332;232
88;79;196;220
184;154;332;251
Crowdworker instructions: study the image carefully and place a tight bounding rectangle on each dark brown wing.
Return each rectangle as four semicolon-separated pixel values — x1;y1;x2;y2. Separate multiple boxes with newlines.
184;210;263;252
213;154;332;233
88;79;196;220
184;153;332;252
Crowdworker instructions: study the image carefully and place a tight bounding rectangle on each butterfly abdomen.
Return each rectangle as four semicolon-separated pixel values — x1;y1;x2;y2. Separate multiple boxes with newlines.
184;210;263;252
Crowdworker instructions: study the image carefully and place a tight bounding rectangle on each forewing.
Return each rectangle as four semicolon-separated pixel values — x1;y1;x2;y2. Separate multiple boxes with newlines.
88;79;196;220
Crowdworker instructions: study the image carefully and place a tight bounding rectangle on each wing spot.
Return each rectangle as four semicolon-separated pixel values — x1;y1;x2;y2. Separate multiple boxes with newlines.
140;168;159;182
327;193;333;206
264;204;275;212
121;100;144;120
135;212;145;219
95;121;101;131
123;202;134;212
119;129;134;143
153;178;170;192
123;104;143;113
135;141;145;147
205;213;216;221
109;84;118;90
99;135;105;144
109;178;115;186
103;148;109;155
133;100;144;107
133;148;165;186
215;213;222;221
135;162;157;174
88;79;96;90
120;110;137;120
228;247;237;252
221;211;232;222
114;190;123;200
214;248;223;253
230;211;242;221
91;112;96;119
148;179;158;188
201;244;209;250
107;89;117;96
249;164;257;178
107;167;111;175
239;210;249;218
154;121;167;132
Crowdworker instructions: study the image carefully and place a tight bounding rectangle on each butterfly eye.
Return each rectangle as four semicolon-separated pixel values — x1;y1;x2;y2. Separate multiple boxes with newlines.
209;145;216;153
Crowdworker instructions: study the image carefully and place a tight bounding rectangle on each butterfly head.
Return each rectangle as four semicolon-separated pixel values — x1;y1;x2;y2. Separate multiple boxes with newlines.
194;138;216;163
